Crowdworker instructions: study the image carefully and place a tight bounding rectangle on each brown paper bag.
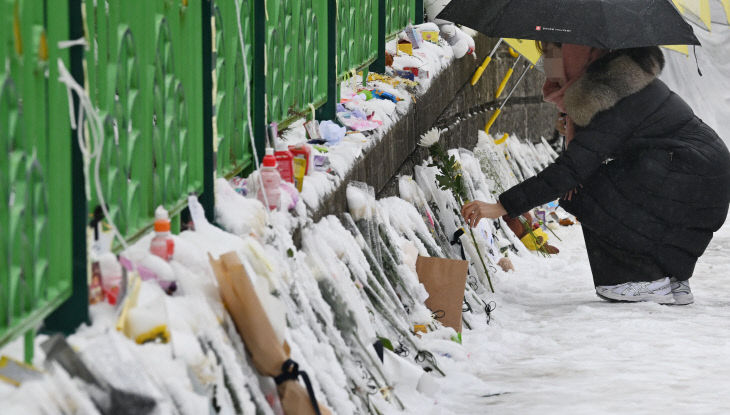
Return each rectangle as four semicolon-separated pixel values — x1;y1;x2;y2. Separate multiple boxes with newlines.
416;256;469;333
209;252;331;415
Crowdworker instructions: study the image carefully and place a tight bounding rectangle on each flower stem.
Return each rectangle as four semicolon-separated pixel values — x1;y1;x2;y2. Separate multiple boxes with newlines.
468;226;495;293
542;220;563;241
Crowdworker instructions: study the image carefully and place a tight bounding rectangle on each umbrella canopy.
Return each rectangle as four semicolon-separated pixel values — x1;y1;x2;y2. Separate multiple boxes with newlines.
437;0;701;49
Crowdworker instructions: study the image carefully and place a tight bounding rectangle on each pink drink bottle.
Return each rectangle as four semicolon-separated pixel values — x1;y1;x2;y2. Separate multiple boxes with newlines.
257;148;281;210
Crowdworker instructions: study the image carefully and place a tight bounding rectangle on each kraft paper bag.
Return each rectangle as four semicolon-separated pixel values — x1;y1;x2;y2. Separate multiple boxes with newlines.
416;256;469;333
209;252;331;415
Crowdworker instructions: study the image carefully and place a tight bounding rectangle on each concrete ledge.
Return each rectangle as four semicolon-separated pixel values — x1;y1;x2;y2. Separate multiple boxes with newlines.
311;34;555;221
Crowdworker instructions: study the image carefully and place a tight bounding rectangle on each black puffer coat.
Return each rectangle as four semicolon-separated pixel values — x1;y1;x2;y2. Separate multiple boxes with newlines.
499;48;730;285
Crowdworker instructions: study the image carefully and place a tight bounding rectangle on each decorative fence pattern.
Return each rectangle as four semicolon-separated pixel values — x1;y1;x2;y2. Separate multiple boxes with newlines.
386;0;417;36
213;0;254;177
337;0;379;79
83;0;206;241
266;0;329;128
0;0;73;358
0;0;422;359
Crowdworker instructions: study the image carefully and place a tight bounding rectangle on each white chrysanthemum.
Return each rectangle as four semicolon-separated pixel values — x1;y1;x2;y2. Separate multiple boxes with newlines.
418;128;442;147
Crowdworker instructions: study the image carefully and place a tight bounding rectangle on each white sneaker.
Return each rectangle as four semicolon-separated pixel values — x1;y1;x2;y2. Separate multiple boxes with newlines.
670;278;694;305
596;277;674;304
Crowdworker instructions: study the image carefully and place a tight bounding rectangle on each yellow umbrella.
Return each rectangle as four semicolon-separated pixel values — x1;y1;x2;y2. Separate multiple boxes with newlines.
502;38;541;65
471;39;504;86
673;0;713;30
491;38;541;98
472;37;541;87
663;44;690;55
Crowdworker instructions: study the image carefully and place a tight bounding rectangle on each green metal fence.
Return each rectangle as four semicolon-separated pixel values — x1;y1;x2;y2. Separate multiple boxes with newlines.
337;0;379;79
266;0;329;128
83;0;206;242
213;0;254;178
386;0;417;37
0;0;422;360
0;0;74;359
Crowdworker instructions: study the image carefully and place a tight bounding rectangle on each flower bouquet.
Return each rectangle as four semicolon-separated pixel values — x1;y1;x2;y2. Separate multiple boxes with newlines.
418;129;495;293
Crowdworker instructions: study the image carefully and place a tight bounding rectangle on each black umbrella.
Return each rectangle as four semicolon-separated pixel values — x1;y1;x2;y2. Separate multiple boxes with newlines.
437;0;700;49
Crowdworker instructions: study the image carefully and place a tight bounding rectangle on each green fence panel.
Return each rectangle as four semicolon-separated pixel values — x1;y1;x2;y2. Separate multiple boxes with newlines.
0;0;74;358
213;0;254;178
83;0;205;243
266;0;328;128
0;0;424;358
385;0;415;37
337;0;378;78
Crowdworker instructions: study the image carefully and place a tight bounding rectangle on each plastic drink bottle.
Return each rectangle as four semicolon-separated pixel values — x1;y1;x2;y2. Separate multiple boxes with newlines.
150;206;175;261
274;146;294;184
288;144;311;175
257;148;282;210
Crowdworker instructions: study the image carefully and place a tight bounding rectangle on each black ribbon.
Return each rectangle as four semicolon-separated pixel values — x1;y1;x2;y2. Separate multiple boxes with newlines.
89;205;105;240
451;229;466;260
485;301;497;325
274;359;321;415
463;297;473;313
393;343;409;357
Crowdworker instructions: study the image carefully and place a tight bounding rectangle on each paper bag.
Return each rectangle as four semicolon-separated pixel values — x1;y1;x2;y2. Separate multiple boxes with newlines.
210;252;286;375
416;256;469;333
209;252;331;415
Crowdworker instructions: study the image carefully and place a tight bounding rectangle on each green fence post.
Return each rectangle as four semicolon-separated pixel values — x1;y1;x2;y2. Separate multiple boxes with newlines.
370;0;386;73
251;0;266;164
200;0;215;222
44;0;89;336
317;0;337;121
415;0;424;24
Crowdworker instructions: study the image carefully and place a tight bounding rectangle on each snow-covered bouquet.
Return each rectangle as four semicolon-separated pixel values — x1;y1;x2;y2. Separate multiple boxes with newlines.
419;129;495;292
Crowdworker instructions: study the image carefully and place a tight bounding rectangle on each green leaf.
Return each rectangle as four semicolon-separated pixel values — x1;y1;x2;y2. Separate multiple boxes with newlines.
377;337;394;351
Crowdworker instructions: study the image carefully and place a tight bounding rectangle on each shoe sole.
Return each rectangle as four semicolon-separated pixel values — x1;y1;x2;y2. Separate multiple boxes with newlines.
671;293;694;306
596;291;675;305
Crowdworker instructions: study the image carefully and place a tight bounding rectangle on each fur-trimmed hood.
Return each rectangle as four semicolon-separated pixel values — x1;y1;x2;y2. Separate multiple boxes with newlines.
564;48;665;126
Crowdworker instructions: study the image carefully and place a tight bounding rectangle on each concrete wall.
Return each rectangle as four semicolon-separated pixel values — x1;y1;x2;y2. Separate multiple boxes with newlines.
311;34;557;222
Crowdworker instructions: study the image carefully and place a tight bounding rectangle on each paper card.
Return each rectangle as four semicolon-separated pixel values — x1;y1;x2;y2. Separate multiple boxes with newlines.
421;31;439;43
304;120;321;140
0;356;43;387
404;24;422;49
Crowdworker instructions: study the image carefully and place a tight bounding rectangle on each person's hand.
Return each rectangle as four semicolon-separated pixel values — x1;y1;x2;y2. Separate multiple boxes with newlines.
461;201;507;228
563;184;583;201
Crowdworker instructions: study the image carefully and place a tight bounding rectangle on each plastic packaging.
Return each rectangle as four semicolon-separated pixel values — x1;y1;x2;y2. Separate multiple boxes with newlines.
288;144;311;175
293;157;307;192
150;206;175;262
274;147;294;183
319;120;346;146
257;148;282;210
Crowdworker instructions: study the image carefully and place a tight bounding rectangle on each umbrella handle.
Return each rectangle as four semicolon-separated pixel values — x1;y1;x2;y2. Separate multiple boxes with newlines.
495;67;514;99
471;56;492;86
484;109;502;135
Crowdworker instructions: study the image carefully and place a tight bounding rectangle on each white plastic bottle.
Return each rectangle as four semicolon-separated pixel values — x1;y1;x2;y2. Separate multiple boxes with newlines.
257;148;281;210
150;206;175;261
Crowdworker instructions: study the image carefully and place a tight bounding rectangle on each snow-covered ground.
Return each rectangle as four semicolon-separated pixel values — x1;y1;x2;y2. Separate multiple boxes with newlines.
449;219;730;414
